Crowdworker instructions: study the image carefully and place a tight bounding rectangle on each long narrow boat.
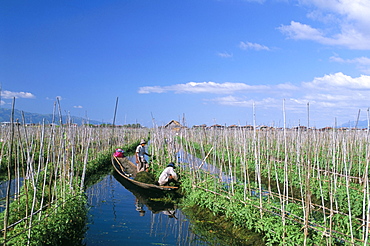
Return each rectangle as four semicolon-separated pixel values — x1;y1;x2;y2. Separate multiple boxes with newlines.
112;171;177;213
111;155;179;191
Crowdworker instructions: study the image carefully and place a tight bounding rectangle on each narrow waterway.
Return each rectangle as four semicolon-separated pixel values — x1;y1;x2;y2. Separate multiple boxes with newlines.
0;178;23;213
83;173;207;246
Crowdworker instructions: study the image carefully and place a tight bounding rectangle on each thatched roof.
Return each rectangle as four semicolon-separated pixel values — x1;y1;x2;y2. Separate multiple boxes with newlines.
164;120;183;128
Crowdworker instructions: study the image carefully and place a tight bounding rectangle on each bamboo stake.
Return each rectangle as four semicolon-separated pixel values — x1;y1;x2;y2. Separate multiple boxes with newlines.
27;122;44;245
80;127;91;190
363;108;370;243
242;127;248;201
3;97;15;243
282;99;288;244
342;134;355;243
38;120;48;220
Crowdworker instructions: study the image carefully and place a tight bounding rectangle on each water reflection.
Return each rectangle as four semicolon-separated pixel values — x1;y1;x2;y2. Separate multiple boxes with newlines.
0;178;23;213
135;198;145;217
177;149;236;183
84;149;265;245
84;174;208;246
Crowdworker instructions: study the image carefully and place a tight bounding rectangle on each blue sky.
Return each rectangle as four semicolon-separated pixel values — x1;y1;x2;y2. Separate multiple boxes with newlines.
2;0;370;128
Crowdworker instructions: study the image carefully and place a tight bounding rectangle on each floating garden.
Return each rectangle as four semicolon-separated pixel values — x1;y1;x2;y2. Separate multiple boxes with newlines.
1;110;369;245
0;110;148;245
148;126;370;245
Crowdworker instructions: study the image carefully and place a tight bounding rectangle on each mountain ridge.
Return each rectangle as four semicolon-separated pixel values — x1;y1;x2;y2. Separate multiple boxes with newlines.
0;108;103;125
340;120;369;128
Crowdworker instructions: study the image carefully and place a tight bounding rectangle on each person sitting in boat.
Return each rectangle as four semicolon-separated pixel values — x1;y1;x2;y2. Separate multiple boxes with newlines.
158;162;178;186
135;139;151;172
113;148;124;158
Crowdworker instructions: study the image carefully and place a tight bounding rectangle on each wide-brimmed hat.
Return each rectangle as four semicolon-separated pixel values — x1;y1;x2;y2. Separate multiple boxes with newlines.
140;139;146;144
167;162;175;168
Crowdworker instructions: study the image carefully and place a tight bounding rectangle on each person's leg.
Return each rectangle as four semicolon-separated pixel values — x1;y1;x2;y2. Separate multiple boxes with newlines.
137;160;144;172
145;162;149;172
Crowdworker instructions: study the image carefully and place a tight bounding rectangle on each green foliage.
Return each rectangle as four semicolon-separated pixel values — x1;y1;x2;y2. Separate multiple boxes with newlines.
0;126;151;245
178;165;361;245
122;123;143;128
82;150;113;187
179;130;370;245
0;183;87;246
11;195;86;245
121;140;140;156
135;171;156;184
182;204;266;245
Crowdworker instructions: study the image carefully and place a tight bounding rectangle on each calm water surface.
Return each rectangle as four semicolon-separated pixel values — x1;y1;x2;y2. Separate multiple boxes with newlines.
83;173;207;246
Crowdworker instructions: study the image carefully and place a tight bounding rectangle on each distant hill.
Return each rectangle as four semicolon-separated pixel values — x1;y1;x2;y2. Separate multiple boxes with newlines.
0;108;102;125
340;120;369;129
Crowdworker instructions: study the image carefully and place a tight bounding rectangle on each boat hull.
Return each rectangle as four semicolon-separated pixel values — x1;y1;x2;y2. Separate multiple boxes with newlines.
112;155;179;191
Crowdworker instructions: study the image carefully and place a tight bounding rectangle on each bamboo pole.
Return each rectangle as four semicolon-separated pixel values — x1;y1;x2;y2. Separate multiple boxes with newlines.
282;99;288;244
80;127;91;190
342;134;355;243
363;108;370;244
38;120;48;220
3;97;15;243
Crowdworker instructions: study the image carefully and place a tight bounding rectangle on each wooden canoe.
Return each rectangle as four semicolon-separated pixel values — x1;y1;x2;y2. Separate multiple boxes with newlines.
111;155;179;191
112;171;177;213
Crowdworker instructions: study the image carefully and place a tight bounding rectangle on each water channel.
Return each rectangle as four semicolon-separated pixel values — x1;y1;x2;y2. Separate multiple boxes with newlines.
83;152;265;245
0;150;265;245
83;172;207;246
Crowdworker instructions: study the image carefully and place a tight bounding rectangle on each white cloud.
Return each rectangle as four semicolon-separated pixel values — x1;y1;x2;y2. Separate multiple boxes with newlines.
239;41;270;51
330;56;370;65
207;96;253;107
302;72;370;90
217;52;233;58
209;96;279;108
138;86;166;94
280;1;370;49
304;93;358;102
140;74;370;106
279;21;326;42
1;90;35;99
139;72;370;126
330;55;370;74
139;82;270;94
276;83;299;90
73;105;83;109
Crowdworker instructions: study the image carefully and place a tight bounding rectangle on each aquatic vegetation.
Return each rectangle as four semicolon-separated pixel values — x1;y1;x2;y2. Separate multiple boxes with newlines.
148;127;370;245
134;171;156;184
181;203;266;245
1;184;87;245
2;103;369;245
0;105;150;245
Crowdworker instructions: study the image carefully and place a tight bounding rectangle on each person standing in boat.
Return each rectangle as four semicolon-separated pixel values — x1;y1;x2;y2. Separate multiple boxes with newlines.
135;139;151;172
158;162;178;186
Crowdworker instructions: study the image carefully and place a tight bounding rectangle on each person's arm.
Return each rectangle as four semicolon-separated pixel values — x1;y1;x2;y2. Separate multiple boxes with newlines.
170;169;178;180
144;147;151;156
135;146;140;163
